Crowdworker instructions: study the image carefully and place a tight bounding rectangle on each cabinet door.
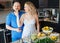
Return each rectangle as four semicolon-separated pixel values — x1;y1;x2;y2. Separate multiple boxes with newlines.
39;0;48;8
48;0;59;8
0;31;6;43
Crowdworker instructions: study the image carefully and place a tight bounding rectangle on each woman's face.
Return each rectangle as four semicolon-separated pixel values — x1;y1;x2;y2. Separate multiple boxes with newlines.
13;2;20;12
24;4;30;12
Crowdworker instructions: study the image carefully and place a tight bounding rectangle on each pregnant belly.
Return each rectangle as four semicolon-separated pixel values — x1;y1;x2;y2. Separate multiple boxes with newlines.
22;25;37;38
23;26;37;34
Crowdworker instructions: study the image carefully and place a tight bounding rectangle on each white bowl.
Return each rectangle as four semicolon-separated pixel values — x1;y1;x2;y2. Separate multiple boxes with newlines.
50;33;59;36
42;27;53;34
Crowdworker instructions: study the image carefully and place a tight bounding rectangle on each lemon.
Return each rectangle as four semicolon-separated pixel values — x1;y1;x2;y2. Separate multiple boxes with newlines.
50;36;57;40
41;34;45;37
37;33;45;38
43;26;49;31
37;33;41;37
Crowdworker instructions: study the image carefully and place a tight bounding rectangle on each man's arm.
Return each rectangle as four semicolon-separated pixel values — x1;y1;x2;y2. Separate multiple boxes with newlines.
6;13;21;32
6;25;21;32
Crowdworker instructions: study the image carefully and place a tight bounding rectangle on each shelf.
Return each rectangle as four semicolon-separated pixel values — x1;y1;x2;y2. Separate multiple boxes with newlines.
39;19;58;23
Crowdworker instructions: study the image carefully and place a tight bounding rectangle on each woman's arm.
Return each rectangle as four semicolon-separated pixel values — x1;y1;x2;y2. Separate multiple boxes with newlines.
19;14;24;27
35;14;40;33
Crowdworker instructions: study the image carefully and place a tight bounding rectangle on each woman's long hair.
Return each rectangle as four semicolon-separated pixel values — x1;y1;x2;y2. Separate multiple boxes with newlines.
25;2;37;16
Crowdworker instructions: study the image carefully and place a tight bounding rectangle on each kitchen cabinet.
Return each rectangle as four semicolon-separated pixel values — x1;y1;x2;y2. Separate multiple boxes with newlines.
0;0;12;11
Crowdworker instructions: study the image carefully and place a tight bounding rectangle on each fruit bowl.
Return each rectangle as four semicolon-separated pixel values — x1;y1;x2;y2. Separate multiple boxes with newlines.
49;33;59;41
42;26;53;34
37;32;46;39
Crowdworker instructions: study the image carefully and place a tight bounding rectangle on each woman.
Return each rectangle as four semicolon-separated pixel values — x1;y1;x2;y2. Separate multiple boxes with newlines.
6;1;24;42
19;2;40;38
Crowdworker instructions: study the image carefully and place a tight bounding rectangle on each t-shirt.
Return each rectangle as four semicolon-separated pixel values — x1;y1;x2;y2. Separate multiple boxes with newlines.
6;11;25;41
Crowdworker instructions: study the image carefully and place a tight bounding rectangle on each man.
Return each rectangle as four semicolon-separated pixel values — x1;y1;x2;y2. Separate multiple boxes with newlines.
6;1;24;42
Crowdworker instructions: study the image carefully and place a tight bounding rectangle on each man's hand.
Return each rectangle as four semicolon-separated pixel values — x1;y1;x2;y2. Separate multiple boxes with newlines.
15;28;22;32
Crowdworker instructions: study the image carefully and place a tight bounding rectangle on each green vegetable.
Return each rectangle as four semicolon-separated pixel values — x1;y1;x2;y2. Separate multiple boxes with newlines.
33;37;55;43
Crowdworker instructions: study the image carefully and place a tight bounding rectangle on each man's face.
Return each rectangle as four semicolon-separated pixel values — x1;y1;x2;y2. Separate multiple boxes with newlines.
13;2;21;11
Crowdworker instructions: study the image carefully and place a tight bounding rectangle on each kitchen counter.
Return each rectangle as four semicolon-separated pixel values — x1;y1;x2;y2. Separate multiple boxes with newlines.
9;32;60;43
10;33;60;43
39;19;58;23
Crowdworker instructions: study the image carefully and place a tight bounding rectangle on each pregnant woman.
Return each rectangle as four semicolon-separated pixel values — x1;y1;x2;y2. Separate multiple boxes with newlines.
19;2;40;38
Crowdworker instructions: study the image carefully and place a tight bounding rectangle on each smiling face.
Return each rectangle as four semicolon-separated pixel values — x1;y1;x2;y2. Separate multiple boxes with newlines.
24;4;30;12
24;2;37;16
13;2;21;12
